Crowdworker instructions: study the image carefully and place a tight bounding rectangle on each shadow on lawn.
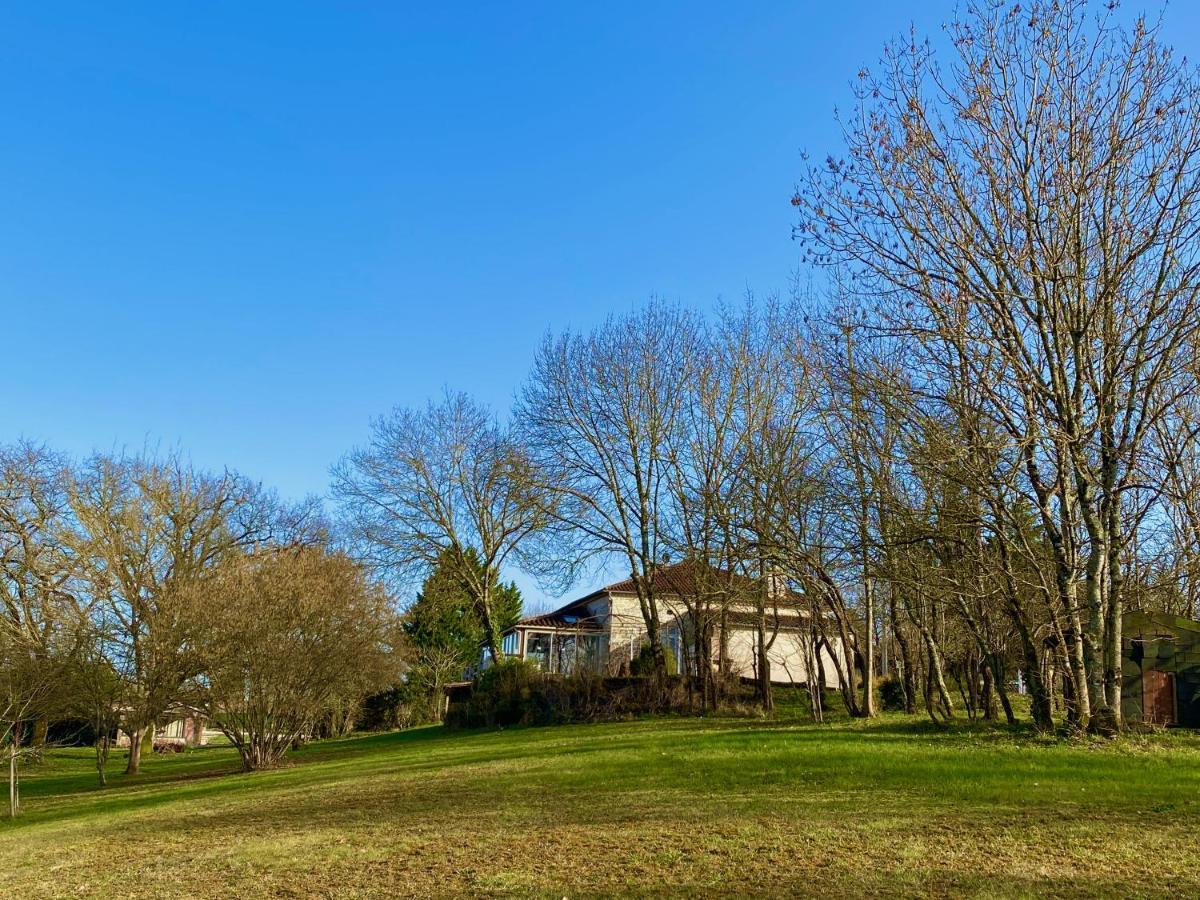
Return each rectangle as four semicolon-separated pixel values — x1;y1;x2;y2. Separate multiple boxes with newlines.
11;713;1198;834
8;724;655;830
17;744;245;799
145;732;1199;871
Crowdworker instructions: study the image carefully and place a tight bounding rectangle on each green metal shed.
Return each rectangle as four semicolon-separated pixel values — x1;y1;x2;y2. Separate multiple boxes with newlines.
1122;610;1200;727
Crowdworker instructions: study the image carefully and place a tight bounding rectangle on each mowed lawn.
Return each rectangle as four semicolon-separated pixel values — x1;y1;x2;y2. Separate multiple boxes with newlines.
2;713;1199;898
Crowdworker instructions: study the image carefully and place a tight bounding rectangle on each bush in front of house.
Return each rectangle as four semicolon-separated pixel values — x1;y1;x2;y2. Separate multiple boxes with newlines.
629;641;678;678
465;657;549;727
445;660;692;729
357;684;442;731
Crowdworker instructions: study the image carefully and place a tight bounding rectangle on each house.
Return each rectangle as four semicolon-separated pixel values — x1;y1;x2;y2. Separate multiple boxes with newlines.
116;708;216;749
490;559;844;685
1122;610;1200;727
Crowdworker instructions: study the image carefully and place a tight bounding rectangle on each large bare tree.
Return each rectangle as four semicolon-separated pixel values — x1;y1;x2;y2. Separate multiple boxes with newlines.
794;0;1200;729
517;303;702;683
663;299;791;710
333;392;546;662
0;443;80;749
68;454;276;773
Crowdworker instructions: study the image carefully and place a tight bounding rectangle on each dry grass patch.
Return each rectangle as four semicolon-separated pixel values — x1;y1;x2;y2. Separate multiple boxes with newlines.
2;716;1197;897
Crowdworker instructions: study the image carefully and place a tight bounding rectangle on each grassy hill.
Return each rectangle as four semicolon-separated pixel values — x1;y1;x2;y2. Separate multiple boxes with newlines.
2;712;1198;898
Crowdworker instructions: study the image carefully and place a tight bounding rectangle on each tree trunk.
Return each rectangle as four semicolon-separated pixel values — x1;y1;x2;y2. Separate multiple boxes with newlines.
125;725;143;775
1064;612;1091;731
95;734;110;787
632;574;669;700
1105;539;1125;729
861;576;877;717
8;742;18;818
1082;540;1107;716
920;631;954;722
806;627;824;723
988;653;1015;725
889;593;917;713
1025;647;1054;733
477;582;504;665
757;611;774;712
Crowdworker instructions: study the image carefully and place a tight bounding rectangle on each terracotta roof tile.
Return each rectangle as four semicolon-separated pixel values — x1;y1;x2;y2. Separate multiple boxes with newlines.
598;558;795;600
514;610;605;631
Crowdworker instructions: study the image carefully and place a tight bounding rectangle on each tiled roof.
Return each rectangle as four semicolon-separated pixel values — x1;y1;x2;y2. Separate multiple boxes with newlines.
595;558;798;601
507;559;804;633
513;610;605;631
721;610;810;631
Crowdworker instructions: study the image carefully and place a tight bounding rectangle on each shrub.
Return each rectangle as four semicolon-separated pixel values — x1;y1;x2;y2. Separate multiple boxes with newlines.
466;658;545;727
356;687;405;731
878;674;907;712
357;685;442;731
447;666;692;730
630;642;678;677
152;740;185;754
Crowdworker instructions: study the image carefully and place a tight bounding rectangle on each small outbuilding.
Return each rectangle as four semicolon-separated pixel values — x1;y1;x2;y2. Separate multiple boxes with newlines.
1122;610;1200;727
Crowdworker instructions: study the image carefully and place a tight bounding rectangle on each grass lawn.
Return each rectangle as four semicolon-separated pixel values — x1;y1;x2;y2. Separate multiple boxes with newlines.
2;710;1198;898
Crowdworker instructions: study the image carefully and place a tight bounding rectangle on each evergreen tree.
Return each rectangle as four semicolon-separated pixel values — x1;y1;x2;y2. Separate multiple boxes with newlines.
402;549;522;720
405;549;522;656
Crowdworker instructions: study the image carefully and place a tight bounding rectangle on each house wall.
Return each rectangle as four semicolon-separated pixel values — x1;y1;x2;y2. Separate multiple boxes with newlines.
607;591;846;685
604;592;708;670
116;714;209;749
525;586;848;686
720;627;843;686
597;593;644;672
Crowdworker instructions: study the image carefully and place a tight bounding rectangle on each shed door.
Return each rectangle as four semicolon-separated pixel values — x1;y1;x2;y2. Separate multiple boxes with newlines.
1142;670;1176;725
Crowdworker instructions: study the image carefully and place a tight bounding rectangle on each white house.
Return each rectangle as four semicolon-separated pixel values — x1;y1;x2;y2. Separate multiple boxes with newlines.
491;559;845;686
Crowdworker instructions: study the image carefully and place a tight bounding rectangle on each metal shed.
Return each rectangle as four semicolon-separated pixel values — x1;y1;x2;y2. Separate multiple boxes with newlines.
1122;610;1200;727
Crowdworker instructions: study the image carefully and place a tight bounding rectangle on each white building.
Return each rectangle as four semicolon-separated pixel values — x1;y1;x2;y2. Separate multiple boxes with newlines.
491;559;845;685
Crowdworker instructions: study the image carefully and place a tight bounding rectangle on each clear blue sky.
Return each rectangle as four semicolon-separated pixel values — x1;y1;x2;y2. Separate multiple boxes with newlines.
4;3;1197;607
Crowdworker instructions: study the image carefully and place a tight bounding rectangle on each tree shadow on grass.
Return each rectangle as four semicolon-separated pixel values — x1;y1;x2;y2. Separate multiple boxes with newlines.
10;713;1199;835
135;761;1200;900
6;725;679;831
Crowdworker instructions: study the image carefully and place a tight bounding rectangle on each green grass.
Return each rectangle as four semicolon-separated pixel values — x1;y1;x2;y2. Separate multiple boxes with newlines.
2;711;1199;898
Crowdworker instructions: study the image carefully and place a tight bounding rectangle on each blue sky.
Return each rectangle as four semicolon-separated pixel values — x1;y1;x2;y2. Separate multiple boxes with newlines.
3;3;1197;608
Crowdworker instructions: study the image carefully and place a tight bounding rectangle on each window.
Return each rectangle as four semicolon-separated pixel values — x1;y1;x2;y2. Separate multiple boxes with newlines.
580;633;608;673
526;633;552;670
555;633;608;675
524;631;608;674
662;626;685;674
555;634;583;674
502;631;519;656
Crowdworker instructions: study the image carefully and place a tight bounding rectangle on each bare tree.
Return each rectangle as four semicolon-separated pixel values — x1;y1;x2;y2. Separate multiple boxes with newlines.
715;300;812;711
517;303;701;684
0;443;81;747
665;298;782;710
333;392;546;663
194;545;400;771
0;625;63;816
805;315;899;719
67;454;277;773
69;618;126;787
0;443;88;815
795;0;1200;730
